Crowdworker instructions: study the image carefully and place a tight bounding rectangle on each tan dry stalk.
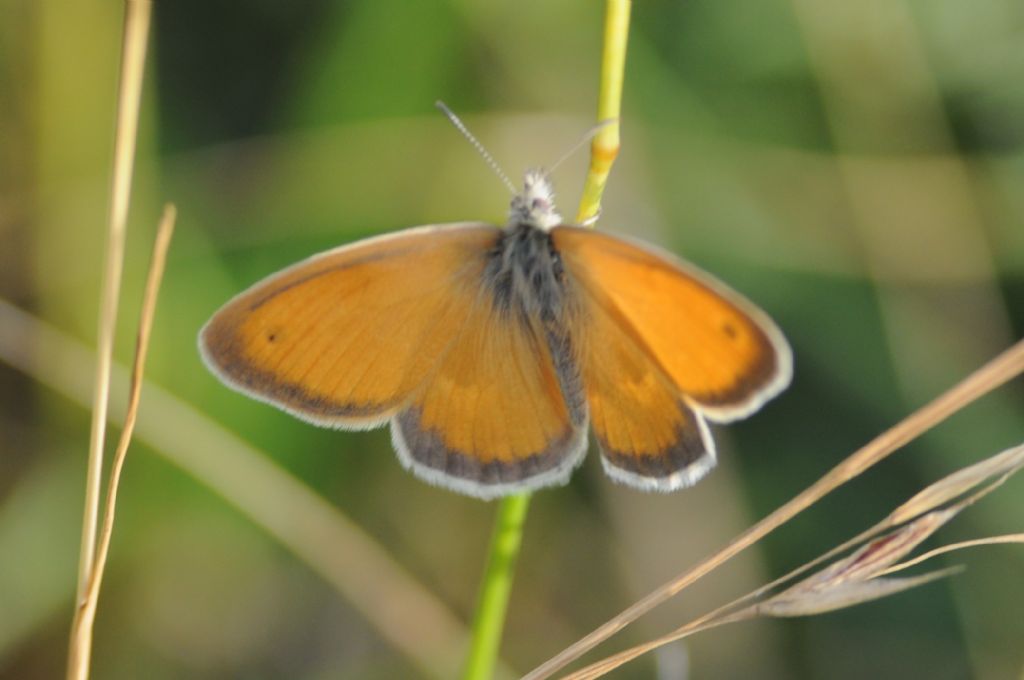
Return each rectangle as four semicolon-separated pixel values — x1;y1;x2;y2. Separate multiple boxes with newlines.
561;442;1024;678
0;298;480;679
525;338;1024;679
75;0;152;605
69;1;154;676
67;206;175;680
880;534;1024;576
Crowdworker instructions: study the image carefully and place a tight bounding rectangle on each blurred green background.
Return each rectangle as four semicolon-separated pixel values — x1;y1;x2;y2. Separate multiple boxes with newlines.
2;0;1023;678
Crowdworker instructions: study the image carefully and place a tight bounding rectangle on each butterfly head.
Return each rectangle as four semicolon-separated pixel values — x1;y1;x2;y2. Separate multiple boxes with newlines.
509;170;562;231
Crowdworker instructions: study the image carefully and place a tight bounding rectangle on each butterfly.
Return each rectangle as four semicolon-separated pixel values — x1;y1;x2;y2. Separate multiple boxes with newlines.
199;167;791;500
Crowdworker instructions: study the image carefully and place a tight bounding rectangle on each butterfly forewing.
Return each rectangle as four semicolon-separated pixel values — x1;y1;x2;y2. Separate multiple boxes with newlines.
200;223;499;428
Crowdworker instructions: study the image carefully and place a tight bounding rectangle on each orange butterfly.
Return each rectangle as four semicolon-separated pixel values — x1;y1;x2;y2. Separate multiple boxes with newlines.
200;169;791;499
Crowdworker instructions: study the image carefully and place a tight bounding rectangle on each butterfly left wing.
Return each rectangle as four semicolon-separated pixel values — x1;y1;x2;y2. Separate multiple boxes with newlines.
199;223;500;428
392;284;588;499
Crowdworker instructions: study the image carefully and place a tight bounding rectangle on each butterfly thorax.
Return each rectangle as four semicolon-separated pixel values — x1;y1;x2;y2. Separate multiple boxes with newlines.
485;221;566;326
508;170;562;231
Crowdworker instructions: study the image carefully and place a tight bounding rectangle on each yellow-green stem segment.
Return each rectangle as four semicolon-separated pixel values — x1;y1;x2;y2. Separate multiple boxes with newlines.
462;2;631;677
578;0;631;224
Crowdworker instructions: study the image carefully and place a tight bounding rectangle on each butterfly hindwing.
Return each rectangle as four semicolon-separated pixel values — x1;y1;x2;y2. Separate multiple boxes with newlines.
392;275;588;499
561;265;716;490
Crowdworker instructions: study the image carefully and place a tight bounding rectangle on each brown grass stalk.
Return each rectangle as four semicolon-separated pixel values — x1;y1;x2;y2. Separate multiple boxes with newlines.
561;442;1024;678
525;338;1024;679
69;1;155;678
67;205;175;680
75;0;152;603
667;444;1024;637
560;614;743;680
880;534;1024;576
0;295;479;679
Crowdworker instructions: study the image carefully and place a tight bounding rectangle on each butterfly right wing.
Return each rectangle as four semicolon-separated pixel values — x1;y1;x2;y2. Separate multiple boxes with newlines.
554;226;791;422
563;273;716;491
552;226;791;490
199;223;499;429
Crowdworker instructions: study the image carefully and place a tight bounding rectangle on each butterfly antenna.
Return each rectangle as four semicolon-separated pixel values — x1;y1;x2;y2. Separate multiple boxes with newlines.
436;101;517;195
547;118;617;175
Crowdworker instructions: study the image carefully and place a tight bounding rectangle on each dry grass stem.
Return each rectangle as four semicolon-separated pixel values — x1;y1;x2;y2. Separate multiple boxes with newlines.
526;339;1024;679
67;205;175;680
76;0;152;605
757;567;963;618
736;442;1024;610
755;509;963;617
69;2;153;679
560;442;1023;677
880;534;1024;576
0;299;481;680
889;444;1024;524
560;614;743;680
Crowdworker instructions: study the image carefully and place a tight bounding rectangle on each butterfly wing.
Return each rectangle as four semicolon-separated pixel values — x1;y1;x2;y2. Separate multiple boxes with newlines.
554;227;791;421
392;281;587;499
570;288;717;490
552;226;791;490
200;223;501;428
201;221;587;498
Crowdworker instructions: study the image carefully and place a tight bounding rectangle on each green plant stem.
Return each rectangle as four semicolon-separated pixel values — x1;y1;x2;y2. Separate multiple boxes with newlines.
461;2;630;678
461;494;531;680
